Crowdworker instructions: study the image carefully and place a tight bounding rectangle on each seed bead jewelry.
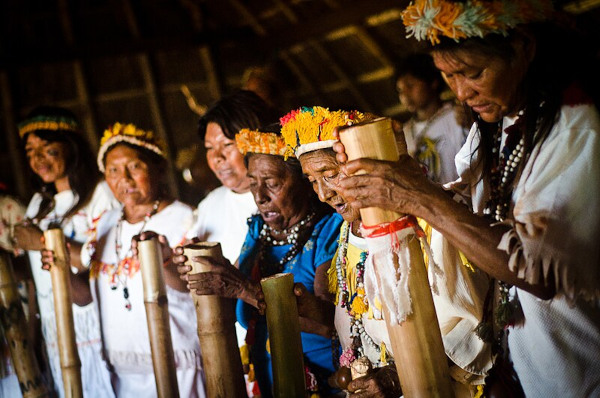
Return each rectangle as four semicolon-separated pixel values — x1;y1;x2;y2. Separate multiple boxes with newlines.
113;199;160;310
336;222;390;368
258;211;315;275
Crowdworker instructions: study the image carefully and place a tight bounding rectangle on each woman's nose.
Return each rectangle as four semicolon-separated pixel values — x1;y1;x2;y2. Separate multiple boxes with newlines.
315;179;333;202
453;77;475;102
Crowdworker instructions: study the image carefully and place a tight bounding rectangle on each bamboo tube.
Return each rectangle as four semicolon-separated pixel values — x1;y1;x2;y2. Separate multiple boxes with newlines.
260;273;305;398
0;252;49;398
339;118;453;398
43;229;82;398
137;237;180;398
183;242;246;398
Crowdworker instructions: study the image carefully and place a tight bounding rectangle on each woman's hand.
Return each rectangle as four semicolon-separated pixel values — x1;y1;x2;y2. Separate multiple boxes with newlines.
335;156;435;218
347;365;402;398
13;223;44;251
132;231;188;292
293;282;335;337
174;249;263;308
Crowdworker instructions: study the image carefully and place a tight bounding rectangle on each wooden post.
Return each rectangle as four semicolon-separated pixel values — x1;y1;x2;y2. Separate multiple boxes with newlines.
43;229;82;398
137;237;180;398
339;118;453;398
183;242;247;398
0;252;49;398
260;273;305;398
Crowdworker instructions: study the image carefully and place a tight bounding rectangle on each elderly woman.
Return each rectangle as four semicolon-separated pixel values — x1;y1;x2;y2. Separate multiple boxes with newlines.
14;106;117;398
175;127;342;397
333;1;600;396
281;106;492;398
80;123;205;397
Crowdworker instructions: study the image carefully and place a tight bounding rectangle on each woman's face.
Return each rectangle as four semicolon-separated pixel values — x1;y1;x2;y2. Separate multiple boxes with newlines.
205;122;250;193
104;144;159;208
247;154;309;231
300;150;361;223
396;74;438;113
432;45;530;123
25;133;68;185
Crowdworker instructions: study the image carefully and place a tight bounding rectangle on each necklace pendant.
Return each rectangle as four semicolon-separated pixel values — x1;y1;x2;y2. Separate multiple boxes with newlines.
125;301;132;311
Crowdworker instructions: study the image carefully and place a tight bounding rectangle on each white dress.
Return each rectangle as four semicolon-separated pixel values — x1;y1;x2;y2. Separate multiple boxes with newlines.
404;102;467;184
25;181;118;398
83;201;205;398
449;103;600;397
186;186;257;264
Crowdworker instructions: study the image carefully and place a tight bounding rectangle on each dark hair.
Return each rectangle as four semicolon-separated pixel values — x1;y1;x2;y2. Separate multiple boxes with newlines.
198;90;280;141
21;106;100;221
432;21;599;180
394;53;445;95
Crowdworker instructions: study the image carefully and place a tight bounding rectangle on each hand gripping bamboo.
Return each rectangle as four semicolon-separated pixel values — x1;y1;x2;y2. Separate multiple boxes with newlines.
0;252;49;398
260;273;305;398
137;237;180;398
43;229;82;398
183;242;246;398
338;118;453;398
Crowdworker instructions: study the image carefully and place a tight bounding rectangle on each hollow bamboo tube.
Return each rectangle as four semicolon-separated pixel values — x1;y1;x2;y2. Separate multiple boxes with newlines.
260;273;305;398
183;242;246;398
137;237;180;398
339;118;453;398
0;252;49;398
43;229;82;398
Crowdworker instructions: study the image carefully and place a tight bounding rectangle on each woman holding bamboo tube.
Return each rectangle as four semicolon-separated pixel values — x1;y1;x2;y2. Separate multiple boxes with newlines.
13;106;117;398
280;106;492;397
78;123;205;398
331;1;600;396
175;126;343;397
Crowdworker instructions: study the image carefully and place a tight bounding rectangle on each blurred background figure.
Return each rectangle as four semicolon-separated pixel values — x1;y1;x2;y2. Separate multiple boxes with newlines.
395;53;467;183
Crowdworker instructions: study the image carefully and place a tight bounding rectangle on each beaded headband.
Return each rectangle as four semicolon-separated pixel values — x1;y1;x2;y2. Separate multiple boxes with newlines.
402;0;553;45
235;128;292;158
97;123;166;172
280;106;369;157
18;115;79;138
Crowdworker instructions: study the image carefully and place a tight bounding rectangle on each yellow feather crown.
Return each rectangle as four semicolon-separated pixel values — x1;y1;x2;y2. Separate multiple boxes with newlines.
235;128;291;158
280;106;368;157
97;122;166;172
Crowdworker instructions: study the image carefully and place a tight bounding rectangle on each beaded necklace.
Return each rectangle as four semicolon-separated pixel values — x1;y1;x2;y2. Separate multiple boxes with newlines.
113;199;160;310
257;211;315;276
477;115;526;344
335;222;389;368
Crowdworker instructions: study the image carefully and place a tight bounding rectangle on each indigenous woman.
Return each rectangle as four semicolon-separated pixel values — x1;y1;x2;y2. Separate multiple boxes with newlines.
13;106;117;398
334;1;600;396
281;106;492;397
81;123;205;397
186;90;280;263
176;127;342;397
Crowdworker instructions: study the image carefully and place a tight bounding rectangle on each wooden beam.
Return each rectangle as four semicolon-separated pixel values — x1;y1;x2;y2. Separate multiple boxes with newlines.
279;50;326;105
228;0;267;36
199;46;223;100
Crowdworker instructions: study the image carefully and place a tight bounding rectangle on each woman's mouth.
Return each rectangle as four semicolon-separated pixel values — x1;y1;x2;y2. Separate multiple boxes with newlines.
471;103;492;114
334;203;347;214
261;210;280;223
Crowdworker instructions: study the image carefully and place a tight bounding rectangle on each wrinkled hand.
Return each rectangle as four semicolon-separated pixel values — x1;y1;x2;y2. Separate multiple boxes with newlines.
334;156;433;217
13;223;44;251
293;283;335;337
132;231;172;264
174;251;264;309
347;365;401;398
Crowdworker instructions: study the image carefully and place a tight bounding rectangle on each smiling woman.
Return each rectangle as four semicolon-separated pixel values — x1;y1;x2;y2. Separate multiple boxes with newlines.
14;106;118;398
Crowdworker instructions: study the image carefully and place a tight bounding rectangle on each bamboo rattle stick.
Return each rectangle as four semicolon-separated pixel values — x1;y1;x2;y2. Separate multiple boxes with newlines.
183;242;247;398
43;229;82;398
260;273;305;398
339;118;453;398
0;252;49;398
137;237;180;398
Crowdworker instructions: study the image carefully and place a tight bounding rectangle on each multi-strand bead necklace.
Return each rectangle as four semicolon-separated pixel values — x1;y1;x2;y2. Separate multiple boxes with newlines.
112;199;160;310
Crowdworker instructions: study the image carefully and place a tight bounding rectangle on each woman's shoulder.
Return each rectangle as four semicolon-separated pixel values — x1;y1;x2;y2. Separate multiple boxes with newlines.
83;181;120;218
312;212;344;237
196;186;228;208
